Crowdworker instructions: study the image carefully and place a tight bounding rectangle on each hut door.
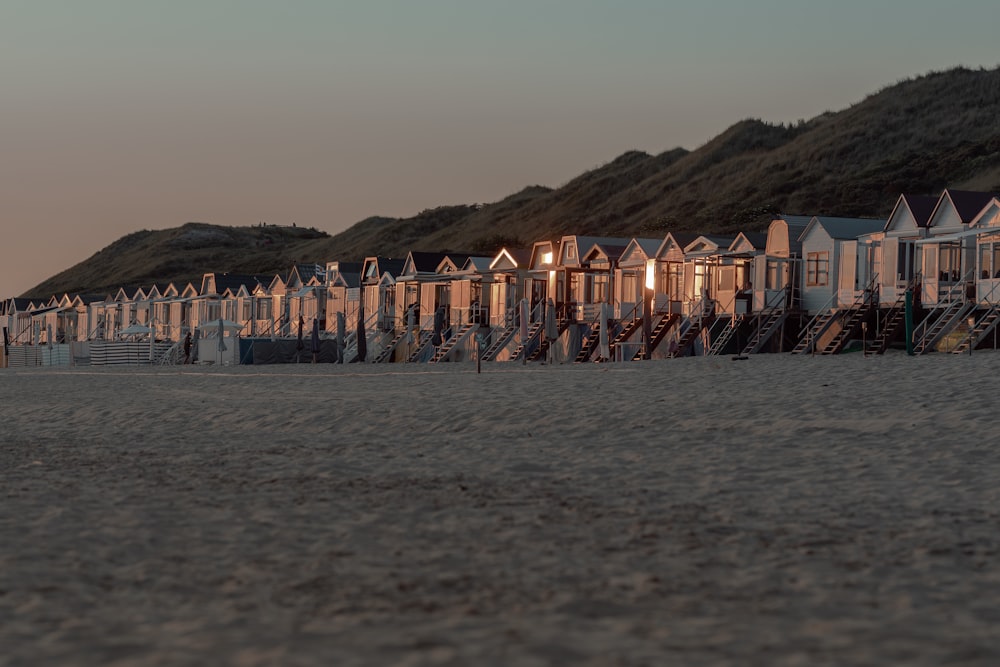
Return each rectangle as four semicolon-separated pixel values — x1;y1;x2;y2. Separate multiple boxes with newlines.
838;245;857;306
922;247;939;304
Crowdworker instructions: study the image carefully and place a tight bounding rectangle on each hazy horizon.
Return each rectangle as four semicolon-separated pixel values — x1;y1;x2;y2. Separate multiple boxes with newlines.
3;1;998;297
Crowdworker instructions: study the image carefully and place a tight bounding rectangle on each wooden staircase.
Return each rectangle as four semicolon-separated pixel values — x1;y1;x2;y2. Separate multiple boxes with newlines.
790;309;836;354
509;322;542;362
373;330;406;363
635;313;680;360
913;299;974;355
817;303;873;355
706;314;744;356
430;323;477;362
865;293;908;355
607;316;642;360
405;331;435;362
667;302;714;358
741;307;789;355
527;319;569;361
951;306;1000;354
817;281;879;355
480;324;518;362
574;315;604;363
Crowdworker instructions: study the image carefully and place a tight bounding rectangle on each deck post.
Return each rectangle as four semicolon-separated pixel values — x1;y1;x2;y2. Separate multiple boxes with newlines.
904;289;914;356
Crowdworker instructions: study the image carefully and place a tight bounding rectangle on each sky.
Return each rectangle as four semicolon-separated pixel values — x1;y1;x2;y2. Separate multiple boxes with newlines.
2;0;998;297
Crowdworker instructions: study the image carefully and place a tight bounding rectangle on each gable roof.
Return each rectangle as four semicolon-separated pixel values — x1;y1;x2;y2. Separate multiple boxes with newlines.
801;216;887;242
969;198;1000;229
946;190;999;222
202;273;267;296
618;237;663;266
488;247;531;271
654;232;702;260
883;194;938;233
581;242;628;264
404;252;451;274
559;235;632;267
460;256;492;273
926;189;999;230
684;234;736;256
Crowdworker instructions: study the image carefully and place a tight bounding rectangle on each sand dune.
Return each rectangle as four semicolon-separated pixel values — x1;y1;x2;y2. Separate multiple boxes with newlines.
3;353;999;665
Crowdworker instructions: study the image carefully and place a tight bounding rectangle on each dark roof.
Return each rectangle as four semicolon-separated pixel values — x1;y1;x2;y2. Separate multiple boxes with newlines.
374;257;406;277
667;232;702;247
946;190;999;223
337;272;361;289
292;263;324;282
901;194;938;228
738;232;768;248
591;243;628;261
329;261;363;275
74;294;106;305
807;216;887;240
407;252;451;273
214;274;265;295
506;248;531;266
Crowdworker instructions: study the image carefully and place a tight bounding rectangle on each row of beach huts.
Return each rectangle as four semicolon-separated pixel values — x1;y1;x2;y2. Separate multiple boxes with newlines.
3;188;1000;368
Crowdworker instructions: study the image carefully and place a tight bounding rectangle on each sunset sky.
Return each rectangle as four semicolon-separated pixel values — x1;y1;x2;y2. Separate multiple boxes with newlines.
3;1;998;297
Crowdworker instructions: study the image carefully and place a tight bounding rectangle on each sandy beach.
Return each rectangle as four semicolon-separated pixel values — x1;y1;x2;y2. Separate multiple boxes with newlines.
3;353;1000;666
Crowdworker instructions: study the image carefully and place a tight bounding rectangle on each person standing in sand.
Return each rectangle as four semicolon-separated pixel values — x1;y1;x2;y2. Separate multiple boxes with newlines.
183;332;193;364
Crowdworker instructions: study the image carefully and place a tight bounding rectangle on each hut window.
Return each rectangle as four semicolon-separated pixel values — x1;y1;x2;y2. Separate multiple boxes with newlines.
981;241;1000;279
938;244;961;282
593;275;609;302
622;273;637;301
806;252;829;286
668;264;683;300
766;260;781;289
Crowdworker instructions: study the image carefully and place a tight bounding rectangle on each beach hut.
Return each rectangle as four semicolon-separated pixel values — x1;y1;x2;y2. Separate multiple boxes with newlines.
554;236;632;320
653;232;701;316
922;197;1000;351
354;256;406;361
907;190;998;353
576;241;640;359
324;261;363;336
395;252;449;331
475;247;531;362
700;233;766;356
483;247;530;328
148;283;184;341
716;232;765;316
608;237;674;359
682;235;735;307
442;255;491;328
877;194;937;304
615;238;663;313
751;216;810;313
792;216;886;354
915;190;997;306
525;240;561;320
265;274;292;337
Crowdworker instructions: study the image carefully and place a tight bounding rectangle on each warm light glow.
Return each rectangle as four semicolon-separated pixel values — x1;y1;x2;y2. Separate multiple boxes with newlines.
542;251;553;265
645;259;656;290
549;270;556;280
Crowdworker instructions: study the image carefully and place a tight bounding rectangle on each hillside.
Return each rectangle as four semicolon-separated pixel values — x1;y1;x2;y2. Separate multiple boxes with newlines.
28;224;331;298
24;66;1000;299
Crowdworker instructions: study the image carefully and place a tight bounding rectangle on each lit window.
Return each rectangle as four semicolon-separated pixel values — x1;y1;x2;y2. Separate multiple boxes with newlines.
806;252;829;286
